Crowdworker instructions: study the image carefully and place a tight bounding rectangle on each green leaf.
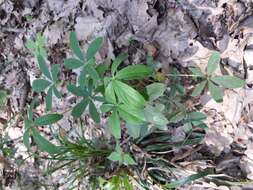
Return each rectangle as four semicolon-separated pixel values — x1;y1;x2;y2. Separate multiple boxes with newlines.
70;31;84;61
111;53;128;76
31;128;60;154
146;83;165;101
89;101;100;123
45;86;53;111
0;90;7;107
187;112;206;121
100;104;113;113
164;170;210;189
37;54;52;80
207;52;220;75
108;111;121;139
34;113;63;126
105;82;117;104
64;58;83;69
71;99;89;118
108;152;122;162
86;65;100;83
115;65;152;80
113;80;146;108
51;64;60;82
32;79;51;92
144;105;168;127
86;37;103;60
67;84;84;97
125;123;142;139
191;81;206;97
211;75;245;88
23;119;31;149
208;80;223;102
118;104;146;125
52;86;61;99
25;40;36;51
189;67;204;77
123;154;136;165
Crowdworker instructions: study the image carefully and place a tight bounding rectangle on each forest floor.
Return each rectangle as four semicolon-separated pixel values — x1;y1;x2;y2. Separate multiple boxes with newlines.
1;0;253;189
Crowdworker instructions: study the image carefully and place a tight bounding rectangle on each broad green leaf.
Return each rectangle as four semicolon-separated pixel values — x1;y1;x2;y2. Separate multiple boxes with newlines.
70;31;84;61
169;111;185;123
31;128;60;154
51;64;60;82
67;84;84;97
100;104;113;113
64;58;83;69
207;52;220;75
123;154;136;165
144;105;168;127
86;37;103;60
105;82;117;104
37;54;52;80
71;99;89;118
113;80;146;108
111;53;128;76
108;151;122;162
118;104;146;125
96;64;108;78
34;113;63;126
45;86;53;111
115;65;152;80
89;101;100;123
211;75;245;88
187;112;206;121
108;111;121;139
32;79;51;92
125;123;142;139
164;170;210;189
191;81;206;97
189;67;204;77
146;83;165;101
208;80;223;102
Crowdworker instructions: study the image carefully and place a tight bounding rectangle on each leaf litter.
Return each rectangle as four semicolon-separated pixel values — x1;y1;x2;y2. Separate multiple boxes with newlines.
1;0;253;189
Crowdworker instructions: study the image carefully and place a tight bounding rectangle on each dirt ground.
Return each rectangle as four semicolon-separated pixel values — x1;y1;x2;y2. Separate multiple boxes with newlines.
1;0;253;189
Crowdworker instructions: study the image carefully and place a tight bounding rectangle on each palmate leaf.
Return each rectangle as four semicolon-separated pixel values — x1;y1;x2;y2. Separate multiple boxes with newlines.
31;127;60;154
64;58;83;69
111;53;128;76
70;31;84;61
86;37;103;61
115;64;152;80
108;110;121;139
207;52;220;75
51;64;60;82
34;113;63;126
146;83;165;101
67;84;85;97
208;80;223;102
89;101;100;123
37;54;52;80
45;86;53;111
211;75;245;88
118;104;146;125
105;82;117;104
71;99;89;118
191;80;206;97
32;79;51;92
189;66;204;77
113;80;146;108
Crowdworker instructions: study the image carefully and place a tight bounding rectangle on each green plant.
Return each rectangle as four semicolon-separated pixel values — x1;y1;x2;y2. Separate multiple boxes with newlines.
190;52;245;102
24;32;246;189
